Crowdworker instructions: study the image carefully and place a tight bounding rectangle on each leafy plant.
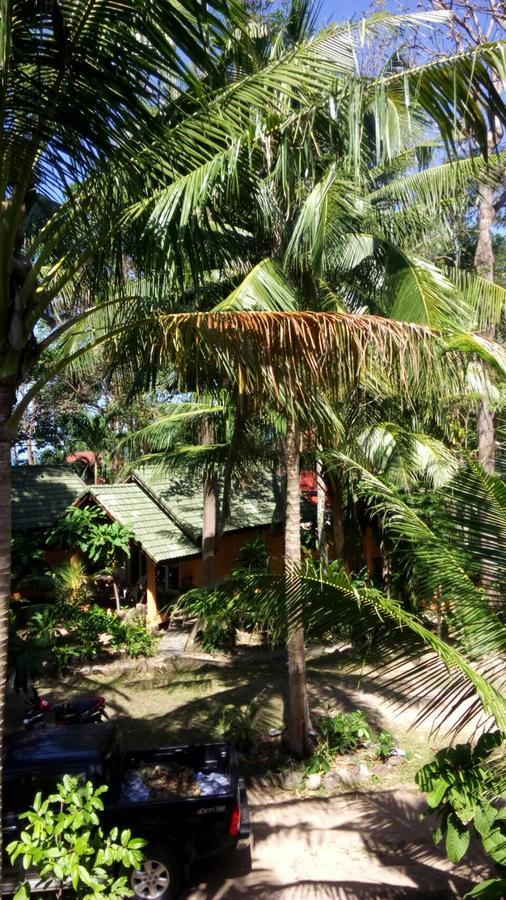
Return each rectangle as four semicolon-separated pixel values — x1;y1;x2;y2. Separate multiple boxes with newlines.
8;611;51;692
47;508;133;568
118;621;157;658
317;710;371;755
415;730;506;888
53;558;91;603
200;618;236;654
8;598;157;686
375;731;396;761
85;520;133;566
304;747;333;776
11;534;46;586
8;775;146;899
306;708;372;774
219;691;268;751
237;536;269;572
47;507;104;553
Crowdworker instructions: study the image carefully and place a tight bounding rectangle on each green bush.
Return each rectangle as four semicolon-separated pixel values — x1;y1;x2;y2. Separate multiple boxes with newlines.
47;506;133;568
318;710;371;755
375;730;396;761
200;618;236;654
8;600;157;686
416;731;506;898
306;709;372;775
219;692;267;750
121;621;157;658
8;775;145;899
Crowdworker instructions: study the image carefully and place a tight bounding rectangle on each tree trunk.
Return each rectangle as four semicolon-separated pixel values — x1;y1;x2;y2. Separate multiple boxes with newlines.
202;471;218;586
328;473;345;565
285;419;312;758
0;381;15;867
188;420;218;647
202;420;217;587
475;181;497;473
316;457;328;571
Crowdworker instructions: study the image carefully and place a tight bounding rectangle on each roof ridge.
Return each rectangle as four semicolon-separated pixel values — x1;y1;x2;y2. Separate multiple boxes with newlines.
132;471;201;548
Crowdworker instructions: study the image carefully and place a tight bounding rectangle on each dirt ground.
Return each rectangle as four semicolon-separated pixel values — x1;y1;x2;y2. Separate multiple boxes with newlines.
6;642;499;898
186;786;488;899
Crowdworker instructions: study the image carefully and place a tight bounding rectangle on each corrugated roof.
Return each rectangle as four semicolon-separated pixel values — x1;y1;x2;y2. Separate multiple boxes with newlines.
11;466;86;530
90;484;198;564
133;467;279;536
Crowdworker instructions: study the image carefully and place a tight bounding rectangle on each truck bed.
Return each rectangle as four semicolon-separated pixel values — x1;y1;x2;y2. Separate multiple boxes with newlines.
119;741;236;803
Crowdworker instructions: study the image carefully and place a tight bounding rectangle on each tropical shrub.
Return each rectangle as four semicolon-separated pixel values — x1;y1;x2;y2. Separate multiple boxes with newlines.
200;618;236;654
47;507;133;568
416;731;506;897
8;775;145;899
172;587;238;653
219;691;269;750
375;731;396;761
11;534;46;586
305;709;372;775
8;600;157;684
317;710;371;755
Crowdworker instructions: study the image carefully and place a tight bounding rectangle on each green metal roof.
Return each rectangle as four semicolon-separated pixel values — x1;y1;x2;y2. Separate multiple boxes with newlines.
90;484;198;564
133;467;279;537
11;466;86;530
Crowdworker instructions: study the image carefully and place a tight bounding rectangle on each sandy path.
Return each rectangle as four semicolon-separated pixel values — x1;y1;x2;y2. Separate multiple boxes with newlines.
186;787;488;899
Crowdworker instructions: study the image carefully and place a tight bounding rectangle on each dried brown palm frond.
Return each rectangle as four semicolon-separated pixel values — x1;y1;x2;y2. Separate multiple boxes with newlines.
158;309;466;417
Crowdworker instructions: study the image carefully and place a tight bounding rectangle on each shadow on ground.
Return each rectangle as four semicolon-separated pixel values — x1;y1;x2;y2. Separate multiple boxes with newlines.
185;789;487;899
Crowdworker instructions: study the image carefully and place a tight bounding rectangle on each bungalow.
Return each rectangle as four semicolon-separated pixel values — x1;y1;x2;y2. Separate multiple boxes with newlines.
11;465;85;533
78;469;284;626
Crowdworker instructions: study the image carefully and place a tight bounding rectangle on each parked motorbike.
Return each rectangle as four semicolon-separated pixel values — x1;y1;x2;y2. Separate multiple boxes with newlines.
24;686;108;729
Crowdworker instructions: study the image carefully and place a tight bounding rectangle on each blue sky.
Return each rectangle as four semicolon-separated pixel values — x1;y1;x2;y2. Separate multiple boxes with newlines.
269;1;420;27
316;0;376;22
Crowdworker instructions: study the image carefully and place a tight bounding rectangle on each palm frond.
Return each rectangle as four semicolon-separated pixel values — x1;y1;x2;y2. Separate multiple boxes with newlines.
157;311;464;420
237;562;506;734
369;43;506;156
369;153;506;207
213;259;301;311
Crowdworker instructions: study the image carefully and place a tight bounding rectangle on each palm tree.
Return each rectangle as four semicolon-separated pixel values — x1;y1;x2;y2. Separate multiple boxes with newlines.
107;7;506;755
0;0;249;852
0;0;392;802
6;4;506;769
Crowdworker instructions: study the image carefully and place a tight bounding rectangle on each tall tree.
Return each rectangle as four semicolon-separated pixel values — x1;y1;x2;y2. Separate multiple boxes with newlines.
0;0;243;855
417;0;506;471
118;7;506;755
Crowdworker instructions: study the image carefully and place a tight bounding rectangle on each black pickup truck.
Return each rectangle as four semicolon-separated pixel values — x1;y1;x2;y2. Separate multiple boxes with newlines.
2;723;251;899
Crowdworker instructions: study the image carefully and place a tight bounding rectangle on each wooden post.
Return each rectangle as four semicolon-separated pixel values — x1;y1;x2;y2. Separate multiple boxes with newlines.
146;557;161;628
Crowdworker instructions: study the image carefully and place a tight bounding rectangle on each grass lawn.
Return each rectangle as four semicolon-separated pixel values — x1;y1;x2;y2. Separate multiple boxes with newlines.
6;645;445;793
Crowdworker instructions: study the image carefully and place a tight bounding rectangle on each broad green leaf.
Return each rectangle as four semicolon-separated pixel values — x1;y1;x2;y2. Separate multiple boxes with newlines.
474;803;496;839
426;777;450;809
483;827;506;865
445;813;471;863
465;878;506;899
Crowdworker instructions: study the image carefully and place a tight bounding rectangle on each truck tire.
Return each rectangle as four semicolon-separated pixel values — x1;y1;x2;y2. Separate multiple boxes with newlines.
130;845;183;900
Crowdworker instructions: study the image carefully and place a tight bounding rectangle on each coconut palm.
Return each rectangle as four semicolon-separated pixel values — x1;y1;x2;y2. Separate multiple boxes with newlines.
1;4;407;816
0;0;253;849
95;6;506;755
5;3;506;767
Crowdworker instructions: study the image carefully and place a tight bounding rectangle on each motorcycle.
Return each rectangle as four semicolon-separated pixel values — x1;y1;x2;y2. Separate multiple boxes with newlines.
24;686;108;729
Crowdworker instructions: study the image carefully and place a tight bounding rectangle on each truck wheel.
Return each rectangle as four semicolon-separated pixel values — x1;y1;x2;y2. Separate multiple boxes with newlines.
130;845;183;900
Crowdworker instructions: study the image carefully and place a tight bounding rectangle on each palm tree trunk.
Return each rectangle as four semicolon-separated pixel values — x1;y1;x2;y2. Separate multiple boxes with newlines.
316;456;328;571
475;180;497;473
202;471;218;585
188;419;218;646
328;473;345;564
285;418;311;758
202;419;217;587
0;380;15;866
